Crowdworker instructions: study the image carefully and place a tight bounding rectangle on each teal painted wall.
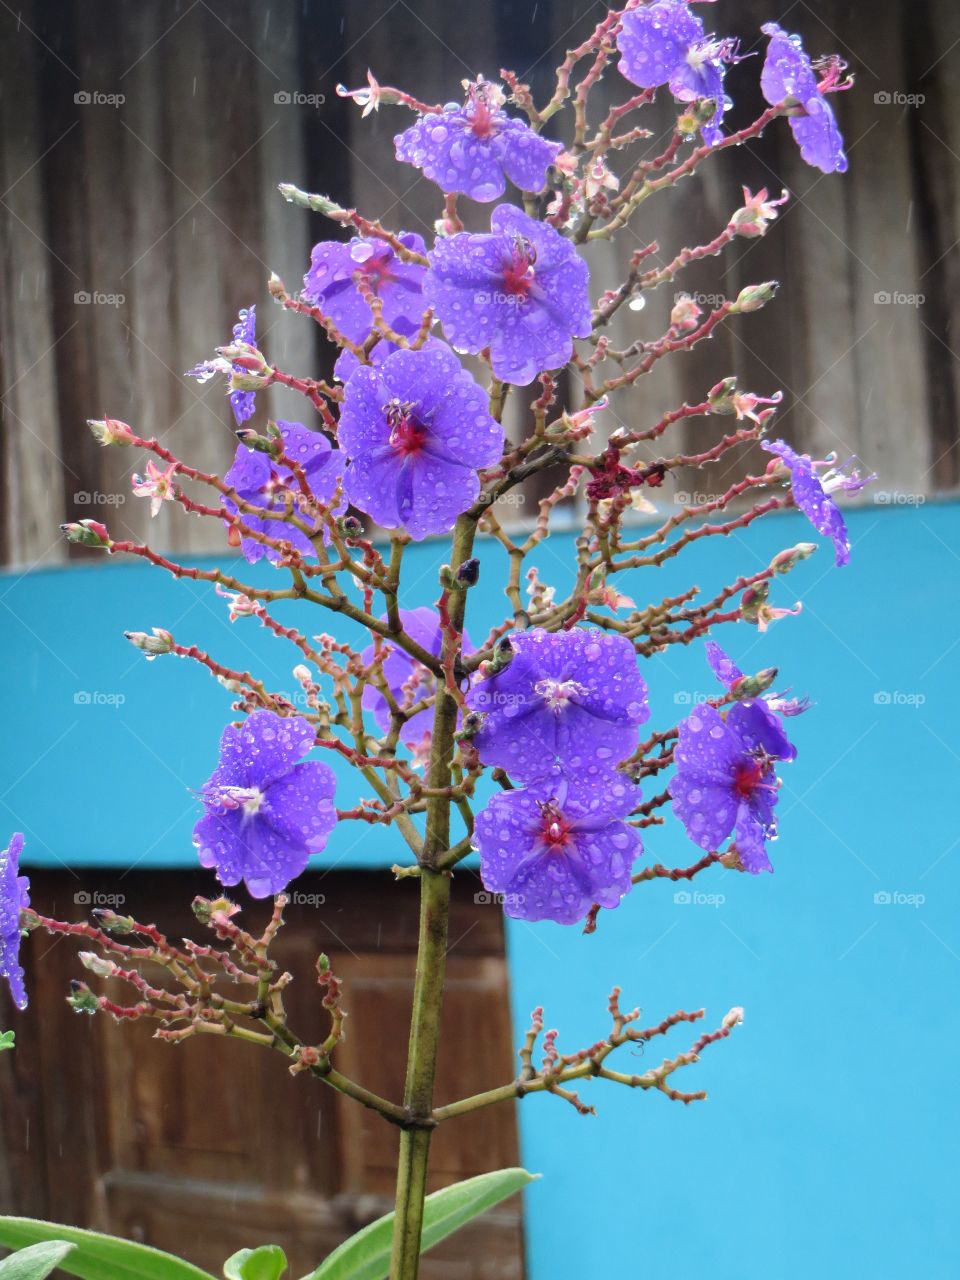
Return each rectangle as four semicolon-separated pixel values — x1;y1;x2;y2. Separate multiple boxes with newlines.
1;501;955;1275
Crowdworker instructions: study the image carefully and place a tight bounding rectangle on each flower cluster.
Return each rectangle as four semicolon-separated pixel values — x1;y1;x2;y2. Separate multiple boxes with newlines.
669;644;807;874
762;438;873;567
395;78;563;202
0;832;30;1010
761;23;849;174
616;0;741;146
468;628;649;924
193;711;337;898
423;205;591;385
338;344;504;539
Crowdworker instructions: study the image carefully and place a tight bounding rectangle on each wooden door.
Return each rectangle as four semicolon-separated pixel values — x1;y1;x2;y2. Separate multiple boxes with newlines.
0;869;525;1278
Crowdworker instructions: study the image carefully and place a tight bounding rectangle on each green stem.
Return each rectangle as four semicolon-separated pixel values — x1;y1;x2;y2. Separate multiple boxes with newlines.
389;514;477;1280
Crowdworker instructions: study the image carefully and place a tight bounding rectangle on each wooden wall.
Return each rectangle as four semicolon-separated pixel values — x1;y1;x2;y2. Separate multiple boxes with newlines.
1;0;957;567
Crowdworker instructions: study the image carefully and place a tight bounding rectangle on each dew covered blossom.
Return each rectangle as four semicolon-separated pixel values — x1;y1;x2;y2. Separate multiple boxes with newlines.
131;460;177;517
193;711;337;898
395;78;563;202
467;627;649;783
223;419;345;565
762;438;872;567
475;770;641;924
760;23;847;174
0;832;30;1010
616;1;740;145
337;343;504;540
186;306;261;426
361;607;473;757
303;233;428;345
669;699;796;873
422;204;591;385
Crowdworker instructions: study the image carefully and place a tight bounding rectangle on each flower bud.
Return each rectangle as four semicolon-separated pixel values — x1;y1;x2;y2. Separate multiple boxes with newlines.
337;515;364;538
707;377;738;412
61;519;110;548
78;951;118;978
740;582;769;621
722;1006;744;1031
229;371;273;393
457;557;481;587
90;908;135;934
67;980;100;1015
235;427;280;456
292;664;312;684
734;282;779;313
730;668;778;698
769;543;818;574
87;417;136;446
124;627;174;658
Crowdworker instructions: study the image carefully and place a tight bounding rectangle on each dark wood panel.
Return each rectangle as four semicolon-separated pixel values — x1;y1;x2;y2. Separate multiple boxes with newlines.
0;868;525;1278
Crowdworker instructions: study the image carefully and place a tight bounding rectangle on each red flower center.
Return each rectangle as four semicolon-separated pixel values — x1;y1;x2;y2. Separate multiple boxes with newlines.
537;801;573;851
386;400;427;456
733;759;766;799
501;236;537;298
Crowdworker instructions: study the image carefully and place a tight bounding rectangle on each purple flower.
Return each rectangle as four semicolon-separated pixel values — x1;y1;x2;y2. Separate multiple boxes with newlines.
467;627;649;783
395;79;563;202
337;343;504;540
762;438;872;567
616;2;739;145
0;832;30;1010
223;420;345;565
186;306;261;427
422;205;591;385
193;711;337;898
475;769;641;925
669;701;795;873
761;23;847;174
361;607;474;756
705;640;744;691
303;233;428;345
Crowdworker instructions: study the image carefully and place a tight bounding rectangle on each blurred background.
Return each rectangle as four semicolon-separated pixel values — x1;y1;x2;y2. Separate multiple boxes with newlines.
0;1;958;1277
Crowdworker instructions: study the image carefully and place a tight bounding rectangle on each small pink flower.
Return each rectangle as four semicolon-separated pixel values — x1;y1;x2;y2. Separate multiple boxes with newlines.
131;461;177;517
670;294;702;332
336;69;381;117
215;584;261;622
728;186;789;239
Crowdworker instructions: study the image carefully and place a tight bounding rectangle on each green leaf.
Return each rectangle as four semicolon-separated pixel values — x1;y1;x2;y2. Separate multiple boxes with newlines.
302;1167;538;1280
223;1247;287;1280
0;1219;217;1280
0;1241;75;1279
0;1031;15;1052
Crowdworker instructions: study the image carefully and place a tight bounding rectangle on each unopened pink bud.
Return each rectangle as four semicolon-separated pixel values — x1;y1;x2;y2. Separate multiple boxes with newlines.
88;417;136;446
